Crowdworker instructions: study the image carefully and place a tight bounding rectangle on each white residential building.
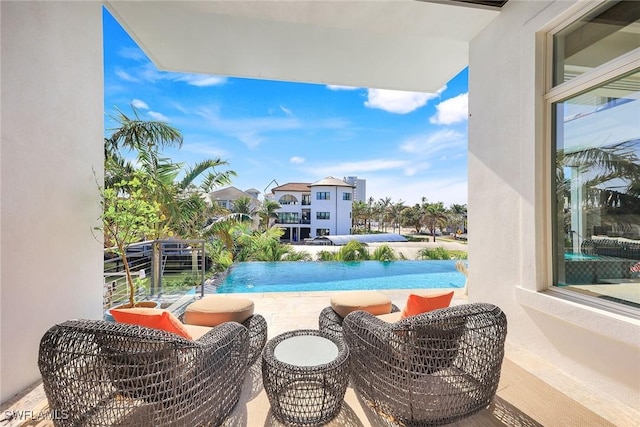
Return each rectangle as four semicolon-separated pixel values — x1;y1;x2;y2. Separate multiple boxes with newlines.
343;176;366;203
271;177;354;241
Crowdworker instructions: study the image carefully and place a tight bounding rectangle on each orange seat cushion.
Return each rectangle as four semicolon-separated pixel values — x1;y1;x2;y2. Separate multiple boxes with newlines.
110;307;193;340
400;291;454;319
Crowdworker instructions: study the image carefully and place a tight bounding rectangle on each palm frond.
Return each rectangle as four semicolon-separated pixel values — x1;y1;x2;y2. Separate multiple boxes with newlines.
106;106;183;152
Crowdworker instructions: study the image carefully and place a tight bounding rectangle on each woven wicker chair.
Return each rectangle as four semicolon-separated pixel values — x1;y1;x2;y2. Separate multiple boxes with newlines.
242;313;268;365
343;303;507;426
38;319;249;426
319;303;400;340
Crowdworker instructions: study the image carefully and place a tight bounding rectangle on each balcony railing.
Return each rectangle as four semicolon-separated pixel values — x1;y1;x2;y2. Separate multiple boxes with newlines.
104;239;206;317
275;219;311;224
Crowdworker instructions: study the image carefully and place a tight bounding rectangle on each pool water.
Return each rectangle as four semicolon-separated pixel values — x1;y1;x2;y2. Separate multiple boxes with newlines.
216;260;466;293
564;253;600;261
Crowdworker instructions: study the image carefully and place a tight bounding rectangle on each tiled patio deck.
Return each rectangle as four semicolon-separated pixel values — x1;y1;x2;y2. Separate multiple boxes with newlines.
2;290;638;426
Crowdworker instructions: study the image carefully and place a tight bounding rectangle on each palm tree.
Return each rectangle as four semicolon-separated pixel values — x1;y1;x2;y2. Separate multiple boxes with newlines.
363;197;376;232
257;200;281;231
105;108;238;292
389;200;405;234
422;202;449;242
104;106;183;190
448;203;467;234
378;197;392;232
351;200;367;232
232;196;255;216
401;204;423;233
105;106;183;156
556;140;640;247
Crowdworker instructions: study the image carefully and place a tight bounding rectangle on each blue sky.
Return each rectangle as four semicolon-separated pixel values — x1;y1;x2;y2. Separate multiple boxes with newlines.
103;8;469;207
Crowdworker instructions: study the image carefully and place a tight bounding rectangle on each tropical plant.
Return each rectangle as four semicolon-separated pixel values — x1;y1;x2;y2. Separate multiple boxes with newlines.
422;200;449;242
316;250;338;261
232;195;255;216
335;240;370;261
401;204;423;233
104;106;183;189
371;244;397;261
97;172;168;306
105;107;239;293
258;199;281;231
377;197;392;232
417;247;451;260
205;240;234;273
233;226;312;261
351;200;367;232
105;106;237;241
389;201;406;234
447;203;467;234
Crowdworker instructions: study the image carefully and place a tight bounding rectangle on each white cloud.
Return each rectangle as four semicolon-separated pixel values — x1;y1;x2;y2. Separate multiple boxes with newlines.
403;162;431;177
176;74;227;87
400;129;465;156
131;99;149;110
118;47;147;62
327;85;360;91
181;142;229;158
115;68;140;83
430;93;468;125
308;159;408;178
366;176;467;206
148;111;169;121
116;61;227;88
365;86;445;114
280;106;294;117
290;156;305;164
192;106;348;148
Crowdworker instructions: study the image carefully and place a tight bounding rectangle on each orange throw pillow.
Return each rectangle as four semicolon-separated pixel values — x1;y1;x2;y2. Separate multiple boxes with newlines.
400;291;454;319
110;307;193;340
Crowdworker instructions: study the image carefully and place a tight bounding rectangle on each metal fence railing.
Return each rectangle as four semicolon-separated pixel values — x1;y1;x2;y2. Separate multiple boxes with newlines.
104;239;206;316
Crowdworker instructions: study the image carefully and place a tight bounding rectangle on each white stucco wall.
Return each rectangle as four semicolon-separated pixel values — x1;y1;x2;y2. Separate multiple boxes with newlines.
0;1;104;402
310;185;352;236
468;0;639;409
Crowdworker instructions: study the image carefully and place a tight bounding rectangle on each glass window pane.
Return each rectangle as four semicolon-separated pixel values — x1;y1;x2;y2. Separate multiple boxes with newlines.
553;1;640;86
553;70;640;308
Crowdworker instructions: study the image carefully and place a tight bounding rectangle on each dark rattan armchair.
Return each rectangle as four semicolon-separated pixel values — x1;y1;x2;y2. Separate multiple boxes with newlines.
38;319;248;426
343;303;507;426
319;303;400;340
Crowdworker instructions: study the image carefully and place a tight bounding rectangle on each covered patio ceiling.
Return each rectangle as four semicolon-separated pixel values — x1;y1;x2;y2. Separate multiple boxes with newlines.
104;0;504;92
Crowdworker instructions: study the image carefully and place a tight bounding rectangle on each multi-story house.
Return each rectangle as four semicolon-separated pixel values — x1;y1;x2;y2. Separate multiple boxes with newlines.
208;186;261;229
271;177;354;242
208;186;260;212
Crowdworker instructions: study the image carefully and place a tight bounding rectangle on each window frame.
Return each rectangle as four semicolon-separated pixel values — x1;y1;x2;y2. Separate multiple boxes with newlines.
543;1;640;318
316;212;330;220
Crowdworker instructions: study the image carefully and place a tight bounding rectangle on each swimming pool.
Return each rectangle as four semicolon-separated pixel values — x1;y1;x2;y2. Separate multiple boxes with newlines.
216;260;466;293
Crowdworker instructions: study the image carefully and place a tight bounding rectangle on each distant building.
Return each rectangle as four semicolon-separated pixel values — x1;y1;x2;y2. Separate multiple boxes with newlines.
208;186;260;212
271;177;354;241
344;176;366;203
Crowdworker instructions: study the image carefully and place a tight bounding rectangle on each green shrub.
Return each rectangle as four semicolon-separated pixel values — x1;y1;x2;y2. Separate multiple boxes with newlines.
317;250;337;261
448;250;468;260
417;247;451;260
336;240;370;261
371;244;397;261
